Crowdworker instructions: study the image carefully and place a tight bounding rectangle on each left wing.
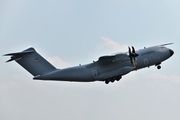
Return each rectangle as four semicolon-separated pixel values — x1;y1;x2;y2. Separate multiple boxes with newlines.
97;53;129;65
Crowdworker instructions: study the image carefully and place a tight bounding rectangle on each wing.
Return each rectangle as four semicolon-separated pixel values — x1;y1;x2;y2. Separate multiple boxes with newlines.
160;43;173;46
97;53;129;65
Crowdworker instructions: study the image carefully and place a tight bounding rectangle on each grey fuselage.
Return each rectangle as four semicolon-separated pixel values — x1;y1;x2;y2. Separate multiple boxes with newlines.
33;45;174;82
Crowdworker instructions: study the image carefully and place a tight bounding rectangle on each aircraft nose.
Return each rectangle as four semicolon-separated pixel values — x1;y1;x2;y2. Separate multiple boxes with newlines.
169;49;174;56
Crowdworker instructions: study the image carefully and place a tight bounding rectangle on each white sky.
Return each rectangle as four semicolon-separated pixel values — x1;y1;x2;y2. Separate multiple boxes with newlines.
0;0;180;120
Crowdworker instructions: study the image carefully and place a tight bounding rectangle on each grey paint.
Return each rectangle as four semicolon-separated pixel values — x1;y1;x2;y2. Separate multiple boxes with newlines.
4;44;174;84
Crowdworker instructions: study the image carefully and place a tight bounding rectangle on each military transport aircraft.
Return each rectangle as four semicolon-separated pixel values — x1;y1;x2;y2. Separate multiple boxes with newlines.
4;43;174;84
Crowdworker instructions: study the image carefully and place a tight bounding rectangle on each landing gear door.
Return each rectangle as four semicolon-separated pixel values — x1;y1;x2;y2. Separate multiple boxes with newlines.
92;70;98;78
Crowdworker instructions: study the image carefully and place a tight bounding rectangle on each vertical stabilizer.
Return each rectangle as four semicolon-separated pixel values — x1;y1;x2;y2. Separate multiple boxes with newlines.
4;47;56;76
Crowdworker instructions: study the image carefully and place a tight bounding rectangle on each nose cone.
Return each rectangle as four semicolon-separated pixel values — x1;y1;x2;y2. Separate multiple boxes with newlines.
169;49;174;57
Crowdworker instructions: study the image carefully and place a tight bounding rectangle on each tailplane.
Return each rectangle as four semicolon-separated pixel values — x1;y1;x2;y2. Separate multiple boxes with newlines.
4;47;56;76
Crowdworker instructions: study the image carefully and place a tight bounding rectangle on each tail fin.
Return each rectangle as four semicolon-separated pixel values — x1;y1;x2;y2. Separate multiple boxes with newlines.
4;47;56;76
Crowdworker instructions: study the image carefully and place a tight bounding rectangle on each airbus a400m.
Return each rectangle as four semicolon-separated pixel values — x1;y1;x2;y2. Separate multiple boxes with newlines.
4;43;174;84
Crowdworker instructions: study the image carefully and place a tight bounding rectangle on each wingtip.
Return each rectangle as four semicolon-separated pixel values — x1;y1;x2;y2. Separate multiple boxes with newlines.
161;43;174;46
3;54;11;56
5;59;12;63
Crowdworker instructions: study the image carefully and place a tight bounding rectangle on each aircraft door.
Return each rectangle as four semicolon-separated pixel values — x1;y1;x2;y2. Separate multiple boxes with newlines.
92;70;98;78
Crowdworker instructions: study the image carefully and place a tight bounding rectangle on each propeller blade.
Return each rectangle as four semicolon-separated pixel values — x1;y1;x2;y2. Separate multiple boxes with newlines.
128;46;138;68
132;57;136;68
128;46;133;64
128;46;131;55
132;46;135;53
131;46;138;57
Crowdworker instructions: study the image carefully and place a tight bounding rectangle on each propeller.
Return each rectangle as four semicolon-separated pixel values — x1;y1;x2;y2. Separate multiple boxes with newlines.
128;46;138;68
131;46;139;57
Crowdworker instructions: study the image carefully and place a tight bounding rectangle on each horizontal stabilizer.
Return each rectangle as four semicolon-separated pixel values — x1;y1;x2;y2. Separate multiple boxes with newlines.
4;49;34;56
5;57;21;62
4;48;35;62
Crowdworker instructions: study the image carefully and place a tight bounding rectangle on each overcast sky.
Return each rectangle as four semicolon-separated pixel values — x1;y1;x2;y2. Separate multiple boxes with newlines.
0;0;180;120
